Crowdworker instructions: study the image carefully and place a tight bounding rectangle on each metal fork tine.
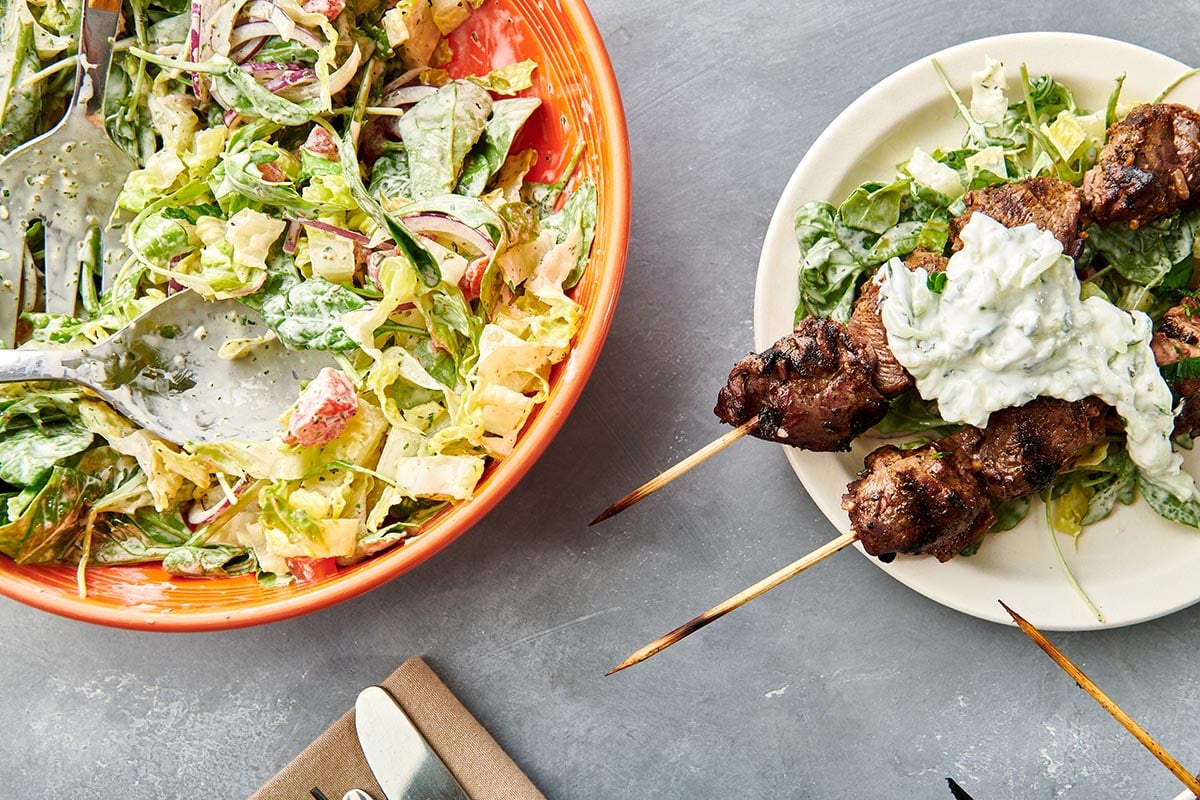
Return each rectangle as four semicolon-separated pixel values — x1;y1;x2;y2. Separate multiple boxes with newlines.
0;222;26;348
42;218;81;317
101;219;129;294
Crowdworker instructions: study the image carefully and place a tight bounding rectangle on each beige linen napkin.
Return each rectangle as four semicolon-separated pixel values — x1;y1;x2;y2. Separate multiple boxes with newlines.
251;657;546;800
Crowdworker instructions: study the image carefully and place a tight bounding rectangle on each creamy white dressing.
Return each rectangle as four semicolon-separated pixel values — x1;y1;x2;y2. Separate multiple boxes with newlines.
878;213;1196;501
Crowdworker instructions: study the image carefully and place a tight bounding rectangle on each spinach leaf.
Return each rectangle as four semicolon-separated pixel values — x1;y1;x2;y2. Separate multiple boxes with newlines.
839;181;906;235
369;148;413;201
989;497;1032;533
0;6;41;156
1085;208;1200;288
872;393;960;438
399;80;493;200
162;546;255;577
1137;471;1200;528
240;264;368;351
0;447;138;564
456;98;541;197
0;423;94;486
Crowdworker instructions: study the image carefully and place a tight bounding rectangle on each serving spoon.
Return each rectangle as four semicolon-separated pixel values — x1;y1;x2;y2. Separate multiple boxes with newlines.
0;290;335;445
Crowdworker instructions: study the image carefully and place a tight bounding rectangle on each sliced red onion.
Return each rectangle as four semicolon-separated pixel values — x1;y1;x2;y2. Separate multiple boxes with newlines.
283;219;302;255
400;213;497;256
167;255;187;295
230;37;267;63
264;68;316;94
184;478;250;531
222;108;241;127
291;217;371;244
379;84;437;108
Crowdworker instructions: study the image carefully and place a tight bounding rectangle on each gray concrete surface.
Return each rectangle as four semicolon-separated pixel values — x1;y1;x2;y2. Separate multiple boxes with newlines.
6;1;1200;798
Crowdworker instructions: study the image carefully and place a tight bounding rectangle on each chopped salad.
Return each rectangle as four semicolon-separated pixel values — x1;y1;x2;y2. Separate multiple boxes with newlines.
0;0;597;587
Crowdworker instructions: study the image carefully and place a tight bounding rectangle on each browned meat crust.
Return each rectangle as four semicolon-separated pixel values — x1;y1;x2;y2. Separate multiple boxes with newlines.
1083;103;1200;229
950;177;1085;257
842;397;1108;561
975;397;1109;500
848;249;947;400
842;429;995;562
1152;296;1200;436
714;317;888;451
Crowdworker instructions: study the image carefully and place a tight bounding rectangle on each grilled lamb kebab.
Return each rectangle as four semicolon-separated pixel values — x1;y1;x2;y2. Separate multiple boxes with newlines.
841;397;1109;562
714;176;1084;450
1084;103;1200;229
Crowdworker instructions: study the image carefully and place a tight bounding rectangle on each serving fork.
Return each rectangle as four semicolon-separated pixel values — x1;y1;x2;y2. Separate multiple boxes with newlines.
0;0;134;347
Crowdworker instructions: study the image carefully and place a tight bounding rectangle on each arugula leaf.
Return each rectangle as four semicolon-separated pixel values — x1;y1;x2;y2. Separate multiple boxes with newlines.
209;59;320;126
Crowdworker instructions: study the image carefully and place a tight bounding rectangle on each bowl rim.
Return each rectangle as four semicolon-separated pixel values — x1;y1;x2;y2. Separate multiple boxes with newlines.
0;0;632;632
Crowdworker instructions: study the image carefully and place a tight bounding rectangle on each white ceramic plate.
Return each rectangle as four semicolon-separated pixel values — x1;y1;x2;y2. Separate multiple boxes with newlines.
755;32;1200;630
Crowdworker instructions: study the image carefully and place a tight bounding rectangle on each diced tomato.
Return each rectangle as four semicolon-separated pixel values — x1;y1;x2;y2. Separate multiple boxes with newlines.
283;367;359;447
256;161;288;182
301;0;345;21
459;257;487;301
303;125;340;161
287;556;339;584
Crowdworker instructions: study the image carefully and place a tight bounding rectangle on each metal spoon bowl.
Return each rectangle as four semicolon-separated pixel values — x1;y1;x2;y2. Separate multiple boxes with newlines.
0;290;336;445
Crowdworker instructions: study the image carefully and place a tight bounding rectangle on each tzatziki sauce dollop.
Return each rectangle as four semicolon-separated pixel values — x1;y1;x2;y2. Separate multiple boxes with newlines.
878;212;1196;501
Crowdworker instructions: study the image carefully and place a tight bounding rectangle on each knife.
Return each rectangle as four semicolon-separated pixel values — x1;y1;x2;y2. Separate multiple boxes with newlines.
355;686;471;800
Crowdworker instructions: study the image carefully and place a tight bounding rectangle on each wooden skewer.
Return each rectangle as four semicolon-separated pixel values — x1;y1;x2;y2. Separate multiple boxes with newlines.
590;419;758;525
999;601;1200;798
607;530;859;675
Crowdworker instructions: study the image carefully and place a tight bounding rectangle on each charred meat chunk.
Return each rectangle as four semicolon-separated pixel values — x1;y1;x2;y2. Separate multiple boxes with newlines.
842;429;995;562
975;397;1108;500
715;317;888;451
848;249;947;400
1083;103;1200;229
1152;297;1200;436
950;177;1085;257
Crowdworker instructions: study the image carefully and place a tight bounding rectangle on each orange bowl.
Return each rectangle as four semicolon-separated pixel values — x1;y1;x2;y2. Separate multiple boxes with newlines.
0;0;630;631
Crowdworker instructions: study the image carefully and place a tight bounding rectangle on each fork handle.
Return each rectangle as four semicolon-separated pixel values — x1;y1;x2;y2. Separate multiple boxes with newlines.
69;0;123;123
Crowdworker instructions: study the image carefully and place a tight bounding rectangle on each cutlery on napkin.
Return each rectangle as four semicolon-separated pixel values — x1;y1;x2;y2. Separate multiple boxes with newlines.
251;657;545;800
